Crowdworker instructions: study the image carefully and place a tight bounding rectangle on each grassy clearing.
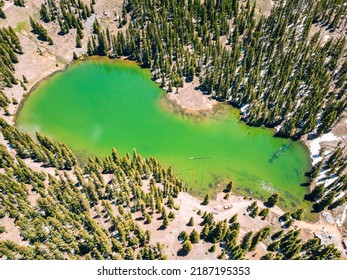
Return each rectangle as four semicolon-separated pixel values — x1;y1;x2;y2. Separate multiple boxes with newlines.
15;21;29;32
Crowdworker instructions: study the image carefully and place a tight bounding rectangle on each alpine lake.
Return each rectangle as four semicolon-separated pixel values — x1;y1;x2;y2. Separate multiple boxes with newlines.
16;58;314;218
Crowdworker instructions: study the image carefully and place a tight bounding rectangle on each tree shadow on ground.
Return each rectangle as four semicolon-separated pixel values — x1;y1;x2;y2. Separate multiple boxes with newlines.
156;225;166;231
176;248;189;257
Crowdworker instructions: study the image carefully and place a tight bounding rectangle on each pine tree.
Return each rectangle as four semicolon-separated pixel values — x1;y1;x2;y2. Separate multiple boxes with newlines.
0;8;5;19
14;0;25;7
76;34;82;48
97;32;108;56
182;240;192;254
259;208;269;219
308;184;326;201
202;194;210;205
40;4;51;22
265;193;280;207
189;229;200;244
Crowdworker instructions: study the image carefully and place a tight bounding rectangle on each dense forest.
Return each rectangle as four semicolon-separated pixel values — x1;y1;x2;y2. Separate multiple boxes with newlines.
0;119;185;259
0;120;342;259
0;26;22;88
81;0;346;139
0;0;345;138
307;143;347;212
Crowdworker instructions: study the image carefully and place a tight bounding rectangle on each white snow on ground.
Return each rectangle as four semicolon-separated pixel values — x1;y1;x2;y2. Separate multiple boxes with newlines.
334;192;346;201
316;169;339;187
336;205;347;227
274;124;281;132
323;35;331;43
308;132;339;165
323;176;339;188
240;104;249;113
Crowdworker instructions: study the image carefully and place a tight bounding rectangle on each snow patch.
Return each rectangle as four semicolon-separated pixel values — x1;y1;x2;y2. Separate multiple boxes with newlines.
336;204;347;227
323;35;331;43
308;132;339;165
274;124;282;132
240;104;249;113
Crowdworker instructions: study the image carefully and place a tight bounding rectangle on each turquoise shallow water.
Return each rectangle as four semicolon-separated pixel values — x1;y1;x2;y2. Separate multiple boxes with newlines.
16;58;312;212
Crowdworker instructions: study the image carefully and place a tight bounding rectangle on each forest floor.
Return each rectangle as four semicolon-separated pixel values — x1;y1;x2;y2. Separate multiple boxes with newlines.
0;141;345;258
168;191;346;259
0;0;346;259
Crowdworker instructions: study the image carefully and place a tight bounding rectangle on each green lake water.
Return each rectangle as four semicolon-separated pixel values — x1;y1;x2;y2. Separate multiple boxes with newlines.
16;58;313;213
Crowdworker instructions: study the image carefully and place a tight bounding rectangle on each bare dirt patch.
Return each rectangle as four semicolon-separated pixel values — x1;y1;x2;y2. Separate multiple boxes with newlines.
245;0;274;17
0;215;26;246
164;78;218;112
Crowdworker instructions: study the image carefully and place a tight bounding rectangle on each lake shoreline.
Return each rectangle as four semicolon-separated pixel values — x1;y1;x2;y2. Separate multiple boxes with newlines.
2;55;346;256
14;57;313;217
9;54;329;173
6;56;340;217
13;63;72;125
10;56;311;194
